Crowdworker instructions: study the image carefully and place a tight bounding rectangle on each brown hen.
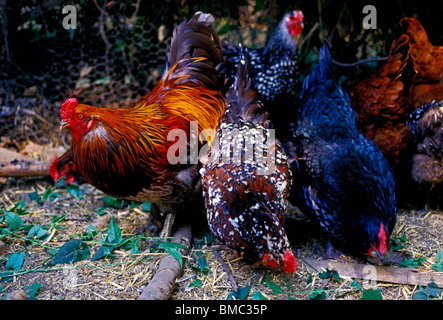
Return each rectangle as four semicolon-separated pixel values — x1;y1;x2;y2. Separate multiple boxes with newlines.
349;34;416;167
400;17;443;109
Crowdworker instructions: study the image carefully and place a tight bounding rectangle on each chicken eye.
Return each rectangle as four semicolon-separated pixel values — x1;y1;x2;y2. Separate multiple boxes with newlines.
77;113;84;120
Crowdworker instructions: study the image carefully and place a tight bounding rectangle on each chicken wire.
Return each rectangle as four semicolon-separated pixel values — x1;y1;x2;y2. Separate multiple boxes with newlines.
0;0;179;145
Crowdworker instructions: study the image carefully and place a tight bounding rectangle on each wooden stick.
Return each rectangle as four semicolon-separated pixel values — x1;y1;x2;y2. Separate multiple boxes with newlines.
137;224;192;300
302;257;443;287
213;248;239;293
0;160;51;178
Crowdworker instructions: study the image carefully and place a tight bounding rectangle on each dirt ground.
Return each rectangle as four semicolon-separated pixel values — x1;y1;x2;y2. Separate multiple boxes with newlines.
0;175;442;300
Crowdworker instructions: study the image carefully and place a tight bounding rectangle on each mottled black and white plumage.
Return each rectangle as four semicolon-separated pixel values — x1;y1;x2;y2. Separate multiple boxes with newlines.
407;100;443;185
223;10;304;104
200;51;298;273
285;44;397;262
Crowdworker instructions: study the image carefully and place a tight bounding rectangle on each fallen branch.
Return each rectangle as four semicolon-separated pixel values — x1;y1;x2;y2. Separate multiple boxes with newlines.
0;160;51;178
302;257;443;287
213;248;239;293
138;224;192;300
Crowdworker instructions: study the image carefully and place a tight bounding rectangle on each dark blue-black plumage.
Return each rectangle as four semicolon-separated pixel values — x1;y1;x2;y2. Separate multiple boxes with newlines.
285;44;397;262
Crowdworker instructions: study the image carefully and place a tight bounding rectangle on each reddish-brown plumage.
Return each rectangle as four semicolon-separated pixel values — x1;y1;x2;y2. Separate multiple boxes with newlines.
349;34;416;167
399;17;443;109
400;17;443;85
55;13;225;230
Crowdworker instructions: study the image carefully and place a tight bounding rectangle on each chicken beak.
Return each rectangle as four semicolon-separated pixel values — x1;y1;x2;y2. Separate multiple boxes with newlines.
59;120;70;130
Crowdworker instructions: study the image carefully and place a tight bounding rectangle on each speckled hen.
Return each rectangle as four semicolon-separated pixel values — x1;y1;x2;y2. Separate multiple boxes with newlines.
200;50;297;273
223;10;304;105
408;100;443;195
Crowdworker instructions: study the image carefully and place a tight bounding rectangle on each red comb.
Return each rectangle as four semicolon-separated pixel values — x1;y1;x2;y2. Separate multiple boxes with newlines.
262;253;278;268
283;251;298;273
61;98;78;121
292;10;304;22
377;224;388;256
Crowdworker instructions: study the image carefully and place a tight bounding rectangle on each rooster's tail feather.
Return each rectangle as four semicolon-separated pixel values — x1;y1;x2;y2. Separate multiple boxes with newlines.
165;12;224;91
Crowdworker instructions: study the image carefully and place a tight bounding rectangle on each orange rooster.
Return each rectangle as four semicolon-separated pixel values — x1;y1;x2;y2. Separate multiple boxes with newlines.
54;12;225;237
348;34;416;168
399;17;443;109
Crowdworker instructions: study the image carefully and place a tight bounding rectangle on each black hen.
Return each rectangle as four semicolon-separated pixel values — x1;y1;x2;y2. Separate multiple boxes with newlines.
223;10;304;104
285;45;397;263
200;50;297;273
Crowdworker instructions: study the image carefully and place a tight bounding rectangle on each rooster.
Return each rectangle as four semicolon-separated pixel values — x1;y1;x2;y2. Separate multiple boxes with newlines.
200;50;297;273
348;34;417;168
285;44;397;263
56;12;225;237
400;17;443;109
223;10;304;105
407;100;443;206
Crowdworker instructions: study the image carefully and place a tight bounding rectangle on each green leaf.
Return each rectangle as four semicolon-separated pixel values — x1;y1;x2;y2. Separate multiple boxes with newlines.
191;251;210;273
424;282;441;298
24;283;41;299
91;244;115;261
6;252;25;270
391;234;408;251
251;291;268;300
51;214;66;225
123;237;140;255
157;242;186;267
227;285;251;300
102;196;127;208
28;191;38;201
310;288;327;300
5;211;24;231
189;278;202;288
106;217;123;244
27;225;48;239
83;224;99;241
264;275;285;294
400;257;426;268
432;249;443;272
413;284;428;300
142;202;151;212
350;278;362;290
362;289;383;300
96;206;107;216
11;200;28;215
306;275;314;285
432;264;443;272
66;184;84;199
43;188;61;201
412;291;429;300
52;239;90;265
319;268;341;282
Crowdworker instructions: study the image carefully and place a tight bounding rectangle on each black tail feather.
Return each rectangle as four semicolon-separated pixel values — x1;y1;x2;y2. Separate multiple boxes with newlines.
225;48;266;124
